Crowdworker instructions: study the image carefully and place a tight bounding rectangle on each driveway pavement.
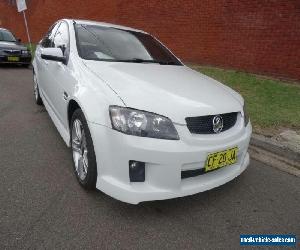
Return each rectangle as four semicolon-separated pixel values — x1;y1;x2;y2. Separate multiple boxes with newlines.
0;67;299;249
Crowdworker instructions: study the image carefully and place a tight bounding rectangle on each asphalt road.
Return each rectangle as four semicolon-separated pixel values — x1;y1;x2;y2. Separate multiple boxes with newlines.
0;67;299;250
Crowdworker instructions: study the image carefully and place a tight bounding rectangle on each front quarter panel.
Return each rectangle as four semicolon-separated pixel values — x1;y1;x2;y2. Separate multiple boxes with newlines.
70;59;124;127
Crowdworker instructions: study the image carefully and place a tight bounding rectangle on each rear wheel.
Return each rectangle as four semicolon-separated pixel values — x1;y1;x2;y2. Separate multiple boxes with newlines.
33;72;43;105
71;109;97;189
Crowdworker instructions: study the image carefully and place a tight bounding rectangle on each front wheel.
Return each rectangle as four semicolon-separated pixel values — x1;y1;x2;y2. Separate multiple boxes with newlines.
71;109;97;189
23;63;31;68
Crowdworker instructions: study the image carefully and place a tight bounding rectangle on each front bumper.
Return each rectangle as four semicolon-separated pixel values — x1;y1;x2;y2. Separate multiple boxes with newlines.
0;55;31;64
89;118;252;204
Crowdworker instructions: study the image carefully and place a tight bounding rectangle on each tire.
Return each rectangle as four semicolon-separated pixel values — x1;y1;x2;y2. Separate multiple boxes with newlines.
33;72;43;105
70;109;97;189
23;63;31;68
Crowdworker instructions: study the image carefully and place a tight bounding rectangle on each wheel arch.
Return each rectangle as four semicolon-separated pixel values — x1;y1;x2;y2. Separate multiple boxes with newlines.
67;99;82;128
67;97;109;128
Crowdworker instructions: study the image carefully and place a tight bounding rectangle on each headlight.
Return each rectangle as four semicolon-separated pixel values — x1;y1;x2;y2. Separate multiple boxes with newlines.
109;106;179;140
243;103;249;126
22;50;30;55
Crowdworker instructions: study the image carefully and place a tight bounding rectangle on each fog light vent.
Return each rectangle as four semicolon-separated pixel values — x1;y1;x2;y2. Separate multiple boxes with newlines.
129;161;145;182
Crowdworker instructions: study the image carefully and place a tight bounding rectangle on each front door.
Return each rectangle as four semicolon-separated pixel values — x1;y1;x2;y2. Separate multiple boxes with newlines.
46;21;74;131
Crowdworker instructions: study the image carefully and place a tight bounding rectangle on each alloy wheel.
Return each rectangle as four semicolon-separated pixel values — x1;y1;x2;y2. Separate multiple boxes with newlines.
72;119;89;181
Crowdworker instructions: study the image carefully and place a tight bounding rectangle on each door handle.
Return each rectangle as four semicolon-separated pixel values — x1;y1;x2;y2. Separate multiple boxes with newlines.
63;91;69;101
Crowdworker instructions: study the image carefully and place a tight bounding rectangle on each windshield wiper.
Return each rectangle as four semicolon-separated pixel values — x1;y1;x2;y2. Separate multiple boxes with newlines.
0;40;16;42
115;58;160;64
132;58;180;65
99;58;181;65
157;61;179;65
114;58;180;65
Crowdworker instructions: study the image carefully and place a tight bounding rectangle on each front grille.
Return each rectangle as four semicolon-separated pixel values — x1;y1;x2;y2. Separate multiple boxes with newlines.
186;112;238;134
181;168;206;179
182;165;228;179
4;49;21;55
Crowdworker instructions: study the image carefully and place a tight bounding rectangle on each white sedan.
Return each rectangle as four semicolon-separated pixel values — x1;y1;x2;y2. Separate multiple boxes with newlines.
33;19;252;204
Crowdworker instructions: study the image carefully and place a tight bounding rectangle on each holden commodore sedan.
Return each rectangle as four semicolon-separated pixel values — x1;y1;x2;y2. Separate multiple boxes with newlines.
33;19;252;204
0;28;31;66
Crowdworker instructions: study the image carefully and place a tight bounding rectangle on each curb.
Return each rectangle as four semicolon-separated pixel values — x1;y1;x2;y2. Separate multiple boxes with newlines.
249;145;300;177
250;133;300;164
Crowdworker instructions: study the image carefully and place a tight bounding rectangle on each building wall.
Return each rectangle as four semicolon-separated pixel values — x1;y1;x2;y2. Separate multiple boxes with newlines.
0;0;299;80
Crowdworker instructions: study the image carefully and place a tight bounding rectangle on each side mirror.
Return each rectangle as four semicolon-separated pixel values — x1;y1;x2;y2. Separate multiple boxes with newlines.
41;47;66;64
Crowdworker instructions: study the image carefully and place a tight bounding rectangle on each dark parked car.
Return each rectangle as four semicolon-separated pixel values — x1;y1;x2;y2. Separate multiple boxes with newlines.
0;28;31;66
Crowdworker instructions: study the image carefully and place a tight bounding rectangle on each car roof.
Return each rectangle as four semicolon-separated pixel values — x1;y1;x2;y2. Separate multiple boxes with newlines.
63;19;148;34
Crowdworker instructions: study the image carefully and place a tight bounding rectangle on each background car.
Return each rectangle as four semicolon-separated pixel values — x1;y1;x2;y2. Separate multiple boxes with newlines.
0;27;31;67
33;19;252;204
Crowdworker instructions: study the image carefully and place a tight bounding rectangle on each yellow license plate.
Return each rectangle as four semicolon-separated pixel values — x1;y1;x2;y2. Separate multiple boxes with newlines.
8;56;20;62
205;147;238;172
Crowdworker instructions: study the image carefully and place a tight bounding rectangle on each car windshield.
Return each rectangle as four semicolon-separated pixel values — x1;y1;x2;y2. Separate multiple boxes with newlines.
75;24;182;65
0;30;16;42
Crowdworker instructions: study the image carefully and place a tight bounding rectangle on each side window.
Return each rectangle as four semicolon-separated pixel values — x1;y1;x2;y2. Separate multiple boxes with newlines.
53;22;69;55
41;22;60;48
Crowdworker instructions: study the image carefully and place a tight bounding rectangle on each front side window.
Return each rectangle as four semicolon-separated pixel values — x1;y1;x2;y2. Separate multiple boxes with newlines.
0;30;16;42
41;23;60;48
53;22;69;54
75;24;182;65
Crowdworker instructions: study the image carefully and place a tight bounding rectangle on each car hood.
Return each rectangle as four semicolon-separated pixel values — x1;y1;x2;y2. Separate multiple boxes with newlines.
0;41;27;50
84;61;243;124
